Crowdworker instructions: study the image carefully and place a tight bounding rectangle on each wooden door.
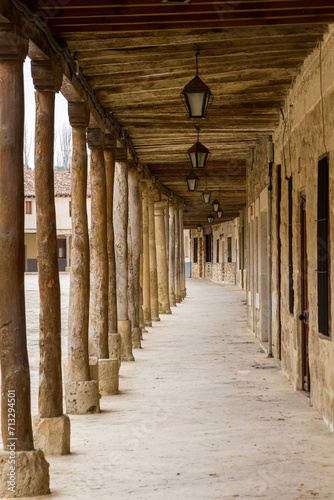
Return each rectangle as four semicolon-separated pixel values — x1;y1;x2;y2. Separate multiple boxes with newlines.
300;196;310;393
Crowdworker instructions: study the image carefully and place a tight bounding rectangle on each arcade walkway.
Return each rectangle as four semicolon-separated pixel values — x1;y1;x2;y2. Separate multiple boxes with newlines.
24;276;334;500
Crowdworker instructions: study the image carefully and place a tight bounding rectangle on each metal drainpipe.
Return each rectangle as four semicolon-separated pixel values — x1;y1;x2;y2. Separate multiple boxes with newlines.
268;139;274;357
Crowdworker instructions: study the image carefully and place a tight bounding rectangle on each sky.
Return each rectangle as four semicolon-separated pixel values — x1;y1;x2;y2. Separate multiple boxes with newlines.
24;57;70;169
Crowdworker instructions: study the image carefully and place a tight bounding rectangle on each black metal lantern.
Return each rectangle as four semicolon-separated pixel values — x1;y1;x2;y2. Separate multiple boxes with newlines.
187;127;210;169
217;210;223;218
202;188;211;204
186;171;199;192
196;223;203;232
207;214;214;224
181;49;213;119
212;199;220;212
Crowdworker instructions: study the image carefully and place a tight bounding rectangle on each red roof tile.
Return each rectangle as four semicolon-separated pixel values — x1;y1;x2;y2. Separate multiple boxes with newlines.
24;170;91;197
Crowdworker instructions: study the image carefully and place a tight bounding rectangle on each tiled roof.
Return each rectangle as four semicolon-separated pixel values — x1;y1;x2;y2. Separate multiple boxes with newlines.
24;170;91;197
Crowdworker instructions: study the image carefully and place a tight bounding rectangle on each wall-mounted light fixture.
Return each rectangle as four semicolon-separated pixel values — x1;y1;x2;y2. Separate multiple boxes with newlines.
207;214;214;224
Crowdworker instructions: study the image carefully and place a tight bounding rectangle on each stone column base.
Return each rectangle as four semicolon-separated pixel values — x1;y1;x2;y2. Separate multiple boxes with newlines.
33;414;70;456
65;381;100;414
175;295;182;303
33;415;71;455
0;449;49;498
118;320;135;361
132;327;142;349
98;358;119;395
169;294;176;307
151;314;160;322
142;306;152;327
159;304;172;314
109;332;121;370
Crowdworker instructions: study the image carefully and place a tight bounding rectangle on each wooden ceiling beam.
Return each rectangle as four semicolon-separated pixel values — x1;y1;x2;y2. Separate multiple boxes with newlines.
64;25;327;49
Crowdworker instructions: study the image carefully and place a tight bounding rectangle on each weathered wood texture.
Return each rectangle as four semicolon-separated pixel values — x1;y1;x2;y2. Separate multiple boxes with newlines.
34;90;63;418
0;39;34;451
174;203;181;303
114;156;129;322
68;123;90;382
148;190;160;322
88;130;109;360
169;202;177;308
141;188;152;326
104;137;118;337
128;165;142;347
154;202;171;315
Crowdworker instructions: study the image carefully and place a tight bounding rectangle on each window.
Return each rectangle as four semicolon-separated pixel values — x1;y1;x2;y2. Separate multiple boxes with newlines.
216;239;219;263
193;237;198;263
288;177;294;314
57;239;66;259
227;237;232;263
205;234;212;263
25;200;32;215
317;156;331;336
69;200;72;217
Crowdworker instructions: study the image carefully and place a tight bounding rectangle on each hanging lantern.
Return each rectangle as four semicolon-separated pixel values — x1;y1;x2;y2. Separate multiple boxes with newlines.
212;199;220;212
188;127;210;169
186;171;199;192
217;210;223;218
202;188;211;204
181;48;213;119
207;214;214;224
196;223;203;232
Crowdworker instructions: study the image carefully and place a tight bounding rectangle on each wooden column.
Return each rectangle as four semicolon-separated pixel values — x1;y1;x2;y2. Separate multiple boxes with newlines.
148;189;160;322
175;202;182;303
87;128;108;360
180;205;187;299
154;201;171;314
67;103;90;383
104;134;120;360
31;60;71;454
141;186;152;326
0;27;33;453
66;105;100;414
169;201;177;307
114;148;134;361
32;60;63;419
128;163;142;348
0;28;49;494
164;197;170;268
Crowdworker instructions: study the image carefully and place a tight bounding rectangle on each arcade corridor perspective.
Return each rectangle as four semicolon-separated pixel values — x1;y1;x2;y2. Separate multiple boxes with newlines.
23;274;334;499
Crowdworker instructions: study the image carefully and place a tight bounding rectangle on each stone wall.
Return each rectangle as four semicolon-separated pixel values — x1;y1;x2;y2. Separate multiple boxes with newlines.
247;26;334;428
190;218;242;287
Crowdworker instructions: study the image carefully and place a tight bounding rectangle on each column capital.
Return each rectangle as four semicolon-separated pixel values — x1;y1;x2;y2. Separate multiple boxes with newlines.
148;187;160;203
0;24;28;61
68;102;90;128
31;59;62;92
154;200;167;216
115;147;127;162
104;132;117;150
87;128;105;149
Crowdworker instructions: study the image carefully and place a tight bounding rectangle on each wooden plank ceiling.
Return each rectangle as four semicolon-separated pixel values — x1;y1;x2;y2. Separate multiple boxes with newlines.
25;0;331;227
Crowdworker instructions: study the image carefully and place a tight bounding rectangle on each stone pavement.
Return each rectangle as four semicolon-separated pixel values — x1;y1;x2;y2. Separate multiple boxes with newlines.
17;276;334;498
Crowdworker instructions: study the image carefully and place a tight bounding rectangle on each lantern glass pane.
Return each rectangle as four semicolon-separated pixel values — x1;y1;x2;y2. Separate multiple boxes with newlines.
197;151;207;168
187;178;197;191
213;203;219;212
189;151;197;168
187;92;206;118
